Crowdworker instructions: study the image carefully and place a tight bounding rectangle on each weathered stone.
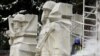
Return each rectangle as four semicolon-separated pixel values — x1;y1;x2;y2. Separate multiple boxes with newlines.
41;1;56;25
8;14;38;56
49;3;73;22
37;3;73;56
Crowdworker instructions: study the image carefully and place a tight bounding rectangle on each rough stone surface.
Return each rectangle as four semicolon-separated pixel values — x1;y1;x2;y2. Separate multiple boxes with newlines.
36;3;73;56
8;14;38;56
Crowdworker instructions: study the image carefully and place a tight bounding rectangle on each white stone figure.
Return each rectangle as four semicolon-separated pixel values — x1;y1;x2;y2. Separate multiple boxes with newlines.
35;1;56;56
8;14;38;56
41;1;56;25
36;3;73;56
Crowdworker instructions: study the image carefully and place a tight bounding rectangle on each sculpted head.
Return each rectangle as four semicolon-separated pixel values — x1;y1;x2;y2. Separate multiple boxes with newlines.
49;3;73;22
41;1;56;25
13;14;26;33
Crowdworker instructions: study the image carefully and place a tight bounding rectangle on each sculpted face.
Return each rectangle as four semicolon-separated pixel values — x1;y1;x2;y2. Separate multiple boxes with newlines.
13;21;22;33
12;14;27;33
41;9;51;25
41;1;56;25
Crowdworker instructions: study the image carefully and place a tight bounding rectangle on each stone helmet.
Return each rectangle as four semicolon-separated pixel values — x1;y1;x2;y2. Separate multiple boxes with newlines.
43;1;56;11
41;1;56;25
13;14;27;22
48;3;73;22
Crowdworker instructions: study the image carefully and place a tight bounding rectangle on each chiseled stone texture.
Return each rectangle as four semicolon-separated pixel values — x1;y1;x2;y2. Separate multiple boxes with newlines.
37;3;73;56
49;3;73;22
8;14;38;56
41;1;56;25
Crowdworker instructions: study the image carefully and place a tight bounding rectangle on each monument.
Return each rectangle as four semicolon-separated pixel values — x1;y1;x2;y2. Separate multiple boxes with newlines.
35;1;56;56
36;3;73;56
7;13;38;56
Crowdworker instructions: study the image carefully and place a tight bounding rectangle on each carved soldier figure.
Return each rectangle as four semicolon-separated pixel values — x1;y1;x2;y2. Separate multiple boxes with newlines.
7;14;27;45
35;1;56;56
37;3;73;56
8;13;38;56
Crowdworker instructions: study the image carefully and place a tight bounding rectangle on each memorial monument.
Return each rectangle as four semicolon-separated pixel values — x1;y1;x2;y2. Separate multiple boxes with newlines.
35;1;56;56
37;2;73;56
8;13;38;56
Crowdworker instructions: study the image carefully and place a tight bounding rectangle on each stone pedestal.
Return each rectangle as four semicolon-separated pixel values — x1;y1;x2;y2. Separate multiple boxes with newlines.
10;34;37;56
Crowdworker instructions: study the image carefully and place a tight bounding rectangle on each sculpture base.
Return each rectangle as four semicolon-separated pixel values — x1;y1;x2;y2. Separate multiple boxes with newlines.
10;36;37;56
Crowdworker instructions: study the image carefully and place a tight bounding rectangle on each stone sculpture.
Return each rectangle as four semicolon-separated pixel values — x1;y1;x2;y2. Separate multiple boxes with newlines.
35;1;56;56
8;13;38;56
36;3;73;56
41;1;56;25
